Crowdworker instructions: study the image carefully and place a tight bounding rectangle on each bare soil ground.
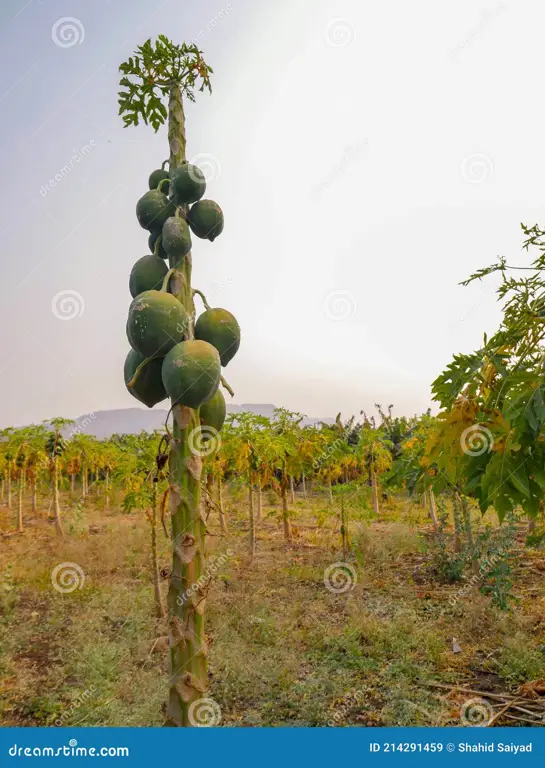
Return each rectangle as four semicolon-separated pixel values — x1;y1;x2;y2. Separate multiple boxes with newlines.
1;493;544;727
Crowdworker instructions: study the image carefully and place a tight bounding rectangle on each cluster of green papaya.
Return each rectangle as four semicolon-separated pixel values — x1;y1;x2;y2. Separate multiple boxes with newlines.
123;161;239;435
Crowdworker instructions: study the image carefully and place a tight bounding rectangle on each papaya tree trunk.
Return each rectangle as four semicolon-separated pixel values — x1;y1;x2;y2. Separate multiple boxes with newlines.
165;82;207;728
81;465;87;498
457;492;477;571
281;478;292;542
104;468;110;510
217;477;227;534
256;481;262;522
248;471;255;559
452;494;462;554
70;472;75;496
151;483;165;620
31;475;37;515
7;463;12;508
52;458;64;537
17;476;23;532
371;468;380;516
302;472;307;500
340;487;348;559
328;476;333;505
428;488;439;533
290;475;295;505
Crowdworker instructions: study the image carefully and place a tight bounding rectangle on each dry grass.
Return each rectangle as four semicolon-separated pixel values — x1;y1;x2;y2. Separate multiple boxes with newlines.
1;490;544;727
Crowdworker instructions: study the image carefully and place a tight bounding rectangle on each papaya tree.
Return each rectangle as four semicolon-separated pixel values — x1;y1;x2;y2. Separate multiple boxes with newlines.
44;418;73;536
356;417;393;516
118;37;238;726
429;222;545;529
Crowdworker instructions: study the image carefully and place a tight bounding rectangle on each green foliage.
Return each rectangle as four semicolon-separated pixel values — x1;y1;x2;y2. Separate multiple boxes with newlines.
118;37;213;131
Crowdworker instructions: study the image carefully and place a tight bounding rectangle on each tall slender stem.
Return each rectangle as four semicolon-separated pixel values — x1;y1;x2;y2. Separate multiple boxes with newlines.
165;81;207;727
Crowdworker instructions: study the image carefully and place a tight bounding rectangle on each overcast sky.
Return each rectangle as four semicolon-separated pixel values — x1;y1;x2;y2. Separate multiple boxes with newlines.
1;0;543;426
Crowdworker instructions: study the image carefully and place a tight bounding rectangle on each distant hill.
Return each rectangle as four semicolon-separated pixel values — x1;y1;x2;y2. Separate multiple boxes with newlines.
65;406;335;439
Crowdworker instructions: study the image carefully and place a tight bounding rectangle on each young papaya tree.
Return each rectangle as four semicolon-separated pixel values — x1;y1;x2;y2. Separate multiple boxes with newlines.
429;222;545;529
44;418;73;536
118;37;239;726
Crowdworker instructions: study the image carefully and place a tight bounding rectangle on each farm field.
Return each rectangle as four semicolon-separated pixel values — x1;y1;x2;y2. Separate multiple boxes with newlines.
1;487;545;728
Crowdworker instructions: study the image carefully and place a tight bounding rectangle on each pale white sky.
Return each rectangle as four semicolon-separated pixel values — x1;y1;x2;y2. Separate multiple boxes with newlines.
1;0;543;426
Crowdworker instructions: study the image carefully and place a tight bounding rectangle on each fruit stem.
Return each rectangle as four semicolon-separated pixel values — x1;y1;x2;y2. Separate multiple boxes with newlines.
220;376;235;398
161;268;178;293
153;237;162;257
161;159;170;170
158;177;170;194
126;355;153;389
192;288;211;311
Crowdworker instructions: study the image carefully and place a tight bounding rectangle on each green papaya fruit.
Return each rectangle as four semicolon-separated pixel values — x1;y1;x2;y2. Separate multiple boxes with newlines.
126;290;189;358
148;231;167;259
187;199;224;241
129;255;168;298
170;164;206;205
124;349;167;408
162;216;192;263
162;340;221;408
194;307;240;366
148;168;170;194
200;388;226;434
136;190;175;233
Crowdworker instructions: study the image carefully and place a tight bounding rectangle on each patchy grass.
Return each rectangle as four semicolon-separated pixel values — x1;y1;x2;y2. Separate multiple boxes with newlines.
0;491;544;727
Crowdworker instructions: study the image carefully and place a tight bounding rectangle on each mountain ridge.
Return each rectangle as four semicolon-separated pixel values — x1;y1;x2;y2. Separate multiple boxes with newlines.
64;405;335;439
